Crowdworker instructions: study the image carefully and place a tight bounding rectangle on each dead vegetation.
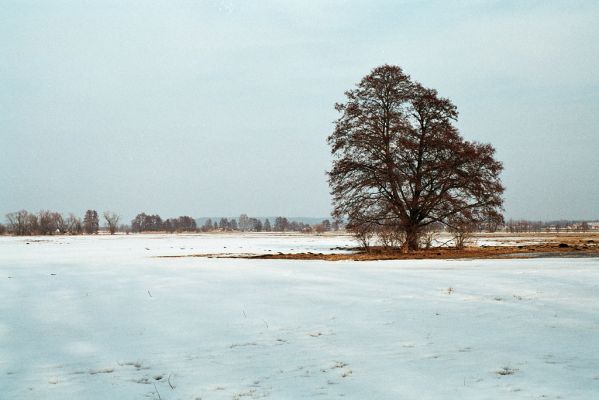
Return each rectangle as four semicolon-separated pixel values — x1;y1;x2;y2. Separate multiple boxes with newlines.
163;243;598;263
155;233;599;261
242;242;599;261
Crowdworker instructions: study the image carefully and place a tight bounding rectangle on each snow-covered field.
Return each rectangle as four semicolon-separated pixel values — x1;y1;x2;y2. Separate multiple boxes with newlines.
1;234;599;399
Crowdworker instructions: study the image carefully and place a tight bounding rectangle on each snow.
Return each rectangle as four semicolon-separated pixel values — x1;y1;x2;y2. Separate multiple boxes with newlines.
1;234;599;399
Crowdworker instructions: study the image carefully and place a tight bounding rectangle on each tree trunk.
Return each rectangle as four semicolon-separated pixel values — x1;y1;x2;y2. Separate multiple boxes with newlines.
405;225;420;252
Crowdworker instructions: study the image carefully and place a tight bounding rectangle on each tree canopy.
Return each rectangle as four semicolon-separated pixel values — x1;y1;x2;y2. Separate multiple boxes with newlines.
328;65;504;251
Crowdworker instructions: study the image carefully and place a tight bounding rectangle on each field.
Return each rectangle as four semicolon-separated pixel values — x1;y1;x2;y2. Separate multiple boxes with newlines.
1;233;599;399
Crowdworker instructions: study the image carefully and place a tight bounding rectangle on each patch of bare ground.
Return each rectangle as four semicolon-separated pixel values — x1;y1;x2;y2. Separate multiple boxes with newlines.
243;243;599;261
161;243;599;261
156;232;599;261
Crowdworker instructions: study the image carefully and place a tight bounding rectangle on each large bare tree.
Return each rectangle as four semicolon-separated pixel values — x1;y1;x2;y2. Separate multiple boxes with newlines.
328;65;504;251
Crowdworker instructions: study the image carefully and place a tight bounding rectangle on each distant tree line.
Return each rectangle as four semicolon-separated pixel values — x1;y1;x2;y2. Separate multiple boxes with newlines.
131;213;197;233
131;213;339;234
4;210;594;237
505;219;595;233
1;209;114;236
0;209;340;236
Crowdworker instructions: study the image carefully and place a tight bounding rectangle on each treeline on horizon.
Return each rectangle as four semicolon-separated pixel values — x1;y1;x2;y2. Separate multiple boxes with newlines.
132;213;339;234
504;219;597;232
1;209;597;237
0;210;340;236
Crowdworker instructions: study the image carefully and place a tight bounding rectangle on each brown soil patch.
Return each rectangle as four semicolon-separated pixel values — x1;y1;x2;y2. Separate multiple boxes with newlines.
160;240;599;262
242;243;599;261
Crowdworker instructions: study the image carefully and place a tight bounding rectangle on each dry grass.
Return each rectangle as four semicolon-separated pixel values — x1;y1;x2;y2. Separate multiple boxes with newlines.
242;243;599;261
158;232;599;262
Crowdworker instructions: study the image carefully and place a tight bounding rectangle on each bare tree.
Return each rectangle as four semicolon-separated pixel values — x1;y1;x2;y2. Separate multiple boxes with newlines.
202;218;213;232
83;210;100;234
219;218;230;231
103;211;120;235
119;224;131;234
332;220;340;231
6;210;32;235
314;224;326;234
447;213;477;249
38;210;56;235
51;212;67;234
65;213;83;234
376;221;405;249
347;219;376;252
274;217;289;232
238;214;250;232
328;65;504;251
249;218;262;232
27;213;39;234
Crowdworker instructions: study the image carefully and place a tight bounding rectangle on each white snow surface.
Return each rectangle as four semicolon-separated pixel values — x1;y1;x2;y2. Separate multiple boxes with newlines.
1;233;599;399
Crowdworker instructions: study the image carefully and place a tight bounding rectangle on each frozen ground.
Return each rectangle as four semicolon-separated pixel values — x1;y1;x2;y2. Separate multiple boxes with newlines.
1;234;599;399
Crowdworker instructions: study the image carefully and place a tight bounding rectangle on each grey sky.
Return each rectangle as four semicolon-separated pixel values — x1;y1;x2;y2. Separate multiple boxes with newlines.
2;0;598;221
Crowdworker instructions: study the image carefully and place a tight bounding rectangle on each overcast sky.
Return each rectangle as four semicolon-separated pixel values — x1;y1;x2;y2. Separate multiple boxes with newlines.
2;0;598;221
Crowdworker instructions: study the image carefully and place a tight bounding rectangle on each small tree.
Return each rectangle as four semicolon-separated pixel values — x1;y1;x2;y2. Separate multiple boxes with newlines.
65;213;83;234
120;224;131;234
27;213;39;235
447;213;477;249
238;214;250;231
219;218;230;231
251;218;263;232
38;210;56;235
274;217;289;232
103;211;120;235
51;212;67;234
203;218;213;232
376;221;405;250
421;225;439;249
347;219;376;252
314;224;326;234
163;219;174;233
332;220;340;231
83;210;100;234
263;218;271;232
178;216;197;232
